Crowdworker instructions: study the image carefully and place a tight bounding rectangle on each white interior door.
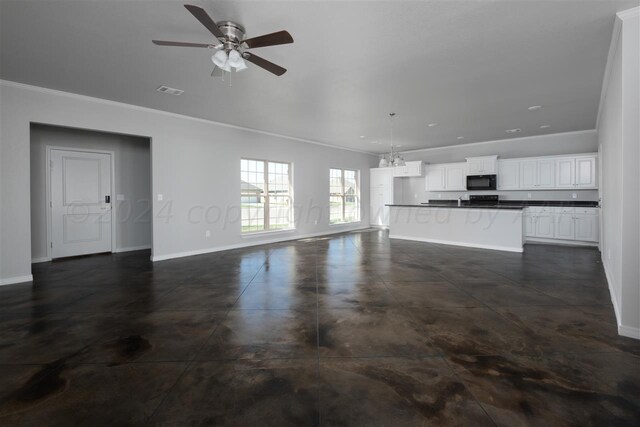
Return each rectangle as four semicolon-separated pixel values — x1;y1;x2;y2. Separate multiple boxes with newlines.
50;149;112;258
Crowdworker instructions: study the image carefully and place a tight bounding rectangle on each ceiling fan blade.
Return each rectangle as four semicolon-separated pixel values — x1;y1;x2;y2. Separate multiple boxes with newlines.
184;4;225;39
242;30;293;49
153;40;218;48
243;52;287;76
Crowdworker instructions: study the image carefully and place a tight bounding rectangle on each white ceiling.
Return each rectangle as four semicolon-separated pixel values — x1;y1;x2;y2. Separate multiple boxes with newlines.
1;0;635;153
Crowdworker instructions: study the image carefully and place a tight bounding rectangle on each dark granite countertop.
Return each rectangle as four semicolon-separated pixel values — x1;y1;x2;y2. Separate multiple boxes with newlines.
387;200;600;210
387;204;524;210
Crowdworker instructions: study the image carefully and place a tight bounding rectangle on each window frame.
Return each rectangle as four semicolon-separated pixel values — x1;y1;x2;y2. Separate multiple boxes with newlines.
329;168;361;225
241;158;294;234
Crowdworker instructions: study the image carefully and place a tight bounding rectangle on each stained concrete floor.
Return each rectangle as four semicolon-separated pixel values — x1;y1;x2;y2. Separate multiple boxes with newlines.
0;229;638;425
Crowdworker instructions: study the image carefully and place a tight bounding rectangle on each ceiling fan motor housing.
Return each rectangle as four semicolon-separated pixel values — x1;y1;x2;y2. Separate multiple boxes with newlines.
217;21;246;49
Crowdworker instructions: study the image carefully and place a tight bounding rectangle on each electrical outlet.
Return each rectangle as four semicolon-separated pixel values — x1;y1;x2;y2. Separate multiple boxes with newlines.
608;249;611;260
414;193;418;199
571;193;577;199
527;193;532;199
438;194;442;199
205;230;211;238
157;194;163;201
314;220;318;225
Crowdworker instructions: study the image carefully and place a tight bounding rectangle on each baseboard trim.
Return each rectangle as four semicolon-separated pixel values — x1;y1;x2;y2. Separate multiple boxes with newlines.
31;257;52;264
602;255;639;340
525;237;599;247
113;245;151;253
388;234;523;253
0;275;33;286
151;227;369;262
619;325;640;340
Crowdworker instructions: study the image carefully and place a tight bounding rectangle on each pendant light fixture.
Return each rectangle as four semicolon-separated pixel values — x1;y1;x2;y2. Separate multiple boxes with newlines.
379;113;405;168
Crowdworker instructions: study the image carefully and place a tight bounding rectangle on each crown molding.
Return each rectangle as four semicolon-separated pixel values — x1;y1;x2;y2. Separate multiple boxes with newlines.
397;129;597;155
617;6;639;20
0;79;377;156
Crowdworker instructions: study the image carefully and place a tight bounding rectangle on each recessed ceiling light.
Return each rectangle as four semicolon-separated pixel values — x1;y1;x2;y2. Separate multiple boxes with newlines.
457;136;465;140
427;123;438;127
506;128;522;133
397;145;403;147
540;125;551;129
370;140;380;144
359;135;366;139
528;105;542;111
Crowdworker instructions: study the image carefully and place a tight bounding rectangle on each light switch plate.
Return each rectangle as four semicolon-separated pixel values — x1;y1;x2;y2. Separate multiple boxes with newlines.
572;193;577;199
157;194;163;201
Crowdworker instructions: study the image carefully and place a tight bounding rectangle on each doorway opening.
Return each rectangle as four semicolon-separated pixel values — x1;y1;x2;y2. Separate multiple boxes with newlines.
30;124;152;262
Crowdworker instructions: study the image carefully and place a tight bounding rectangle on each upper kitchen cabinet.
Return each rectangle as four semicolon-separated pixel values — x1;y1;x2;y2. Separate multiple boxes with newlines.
556;156;597;189
497;159;520;190
425;163;466;191
393;161;423;177
520;158;555;189
466;155;498;175
424;153;597;192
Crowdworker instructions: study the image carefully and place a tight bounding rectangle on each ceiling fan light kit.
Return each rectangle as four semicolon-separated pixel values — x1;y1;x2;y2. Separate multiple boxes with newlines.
152;4;293;78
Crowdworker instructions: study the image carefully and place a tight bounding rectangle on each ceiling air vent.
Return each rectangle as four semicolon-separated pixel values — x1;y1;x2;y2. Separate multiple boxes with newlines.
156;85;184;95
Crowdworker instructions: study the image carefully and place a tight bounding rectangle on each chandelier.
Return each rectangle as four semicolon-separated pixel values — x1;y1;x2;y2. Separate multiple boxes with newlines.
379;113;405;168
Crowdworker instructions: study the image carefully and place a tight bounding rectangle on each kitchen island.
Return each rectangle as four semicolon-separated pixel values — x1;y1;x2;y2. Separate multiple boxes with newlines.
386;204;525;252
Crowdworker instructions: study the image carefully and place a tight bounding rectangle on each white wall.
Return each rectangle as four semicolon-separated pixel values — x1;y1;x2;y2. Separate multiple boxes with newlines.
0;81;377;284
30;124;152;261
393;131;599;204
598;7;639;339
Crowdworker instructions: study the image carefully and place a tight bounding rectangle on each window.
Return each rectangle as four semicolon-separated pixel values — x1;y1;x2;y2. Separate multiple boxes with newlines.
330;168;360;224
241;159;293;233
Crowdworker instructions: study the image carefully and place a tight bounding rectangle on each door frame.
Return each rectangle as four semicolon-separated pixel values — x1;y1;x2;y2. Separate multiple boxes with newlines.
45;145;116;260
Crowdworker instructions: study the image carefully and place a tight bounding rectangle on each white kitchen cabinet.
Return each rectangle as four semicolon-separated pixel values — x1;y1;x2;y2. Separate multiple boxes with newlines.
370;168;403;227
555;156;597;189
425;163;466;191
535;213;555;238
466;155;498;175
537;160;556;188
556;158;575;188
497;160;520;190
554;214;575;239
525;207;599;244
445;164;467;191
520;160;537;188
519;159;555;189
426;153;597;192
575;157;597;188
524;213;536;237
393;161;423;178
425;166;446;191
575;213;599;242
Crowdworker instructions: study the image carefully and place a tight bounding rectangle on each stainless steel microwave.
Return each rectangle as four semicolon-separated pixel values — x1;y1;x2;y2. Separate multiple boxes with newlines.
466;174;497;191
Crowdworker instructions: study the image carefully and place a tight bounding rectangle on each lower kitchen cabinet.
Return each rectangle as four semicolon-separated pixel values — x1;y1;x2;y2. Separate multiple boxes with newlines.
574;213;599;242
524;207;599;244
554;213;575;240
535;212;555;238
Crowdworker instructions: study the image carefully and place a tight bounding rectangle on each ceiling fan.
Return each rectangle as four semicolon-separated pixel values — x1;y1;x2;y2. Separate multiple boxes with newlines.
152;4;293;76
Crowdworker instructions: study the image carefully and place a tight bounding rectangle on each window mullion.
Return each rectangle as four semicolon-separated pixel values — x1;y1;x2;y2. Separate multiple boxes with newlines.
264;162;270;230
